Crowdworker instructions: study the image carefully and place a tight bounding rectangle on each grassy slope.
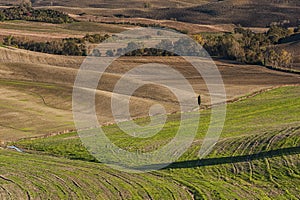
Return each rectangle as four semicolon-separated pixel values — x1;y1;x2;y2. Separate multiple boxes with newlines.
6;86;299;199
15;86;300;157
0;150;192;199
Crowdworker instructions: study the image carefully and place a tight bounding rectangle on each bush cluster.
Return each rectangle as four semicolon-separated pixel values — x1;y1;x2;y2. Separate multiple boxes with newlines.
0;3;75;24
201;26;294;68
2;34;109;56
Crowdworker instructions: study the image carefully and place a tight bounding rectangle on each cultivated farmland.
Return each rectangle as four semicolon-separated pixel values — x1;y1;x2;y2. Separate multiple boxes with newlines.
0;2;299;199
1;86;299;199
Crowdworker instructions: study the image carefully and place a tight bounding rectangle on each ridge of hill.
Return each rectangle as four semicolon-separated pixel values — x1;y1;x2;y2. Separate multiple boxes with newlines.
1;0;298;27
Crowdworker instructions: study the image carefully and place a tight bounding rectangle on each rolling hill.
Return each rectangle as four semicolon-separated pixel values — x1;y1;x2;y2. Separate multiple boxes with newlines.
0;46;299;144
0;85;298;199
128;0;300;27
1;0;298;27
0;0;213;8
0;3;299;199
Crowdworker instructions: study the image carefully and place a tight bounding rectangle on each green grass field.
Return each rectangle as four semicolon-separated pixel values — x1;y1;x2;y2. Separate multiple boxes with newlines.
1;86;297;199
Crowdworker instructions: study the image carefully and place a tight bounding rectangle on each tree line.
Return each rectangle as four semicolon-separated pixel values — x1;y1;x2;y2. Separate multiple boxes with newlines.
105;38;205;57
199;25;295;68
104;26;296;69
2;34;109;56
0;2;75;24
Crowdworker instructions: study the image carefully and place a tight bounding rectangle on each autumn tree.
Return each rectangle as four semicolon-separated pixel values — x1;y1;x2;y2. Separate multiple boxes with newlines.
265;47;292;68
193;34;205;46
278;49;293;68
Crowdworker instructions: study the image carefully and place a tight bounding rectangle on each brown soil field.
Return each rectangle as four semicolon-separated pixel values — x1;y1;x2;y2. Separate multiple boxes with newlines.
1;0;212;8
70;14;235;34
1;0;299;27
0;46;299;143
34;0;300;27
0;21;132;41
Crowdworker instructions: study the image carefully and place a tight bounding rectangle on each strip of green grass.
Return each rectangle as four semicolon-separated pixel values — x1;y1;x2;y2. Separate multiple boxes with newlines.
0;79;58;89
15;86;300;161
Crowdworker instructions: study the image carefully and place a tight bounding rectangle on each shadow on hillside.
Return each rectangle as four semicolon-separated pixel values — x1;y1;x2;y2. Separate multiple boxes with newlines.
135;146;300;171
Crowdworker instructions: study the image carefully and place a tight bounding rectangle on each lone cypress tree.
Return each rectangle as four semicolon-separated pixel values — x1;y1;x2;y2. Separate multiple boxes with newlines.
198;95;201;106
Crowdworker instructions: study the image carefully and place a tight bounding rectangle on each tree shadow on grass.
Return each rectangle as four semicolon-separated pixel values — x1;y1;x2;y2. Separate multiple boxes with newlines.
134;146;300;171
